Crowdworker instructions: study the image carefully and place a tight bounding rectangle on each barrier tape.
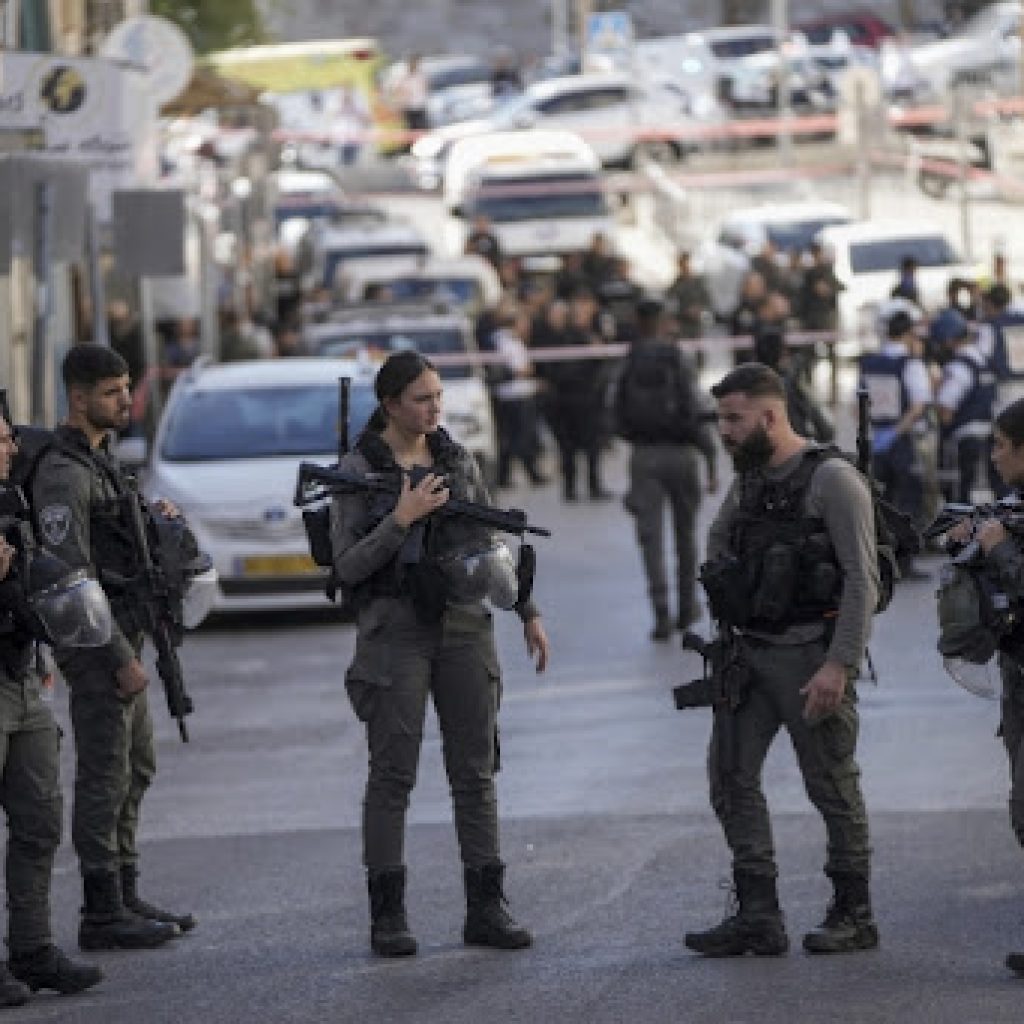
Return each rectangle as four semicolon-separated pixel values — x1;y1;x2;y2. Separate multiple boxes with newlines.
272;93;1024;149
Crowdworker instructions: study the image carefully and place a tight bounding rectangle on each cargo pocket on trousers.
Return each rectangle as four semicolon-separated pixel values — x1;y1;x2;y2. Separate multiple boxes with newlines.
345;635;393;725
480;642;503;774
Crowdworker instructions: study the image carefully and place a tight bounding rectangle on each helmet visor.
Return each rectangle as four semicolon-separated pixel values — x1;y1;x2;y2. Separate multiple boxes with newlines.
182;566;219;629
30;573;113;648
436;538;519;610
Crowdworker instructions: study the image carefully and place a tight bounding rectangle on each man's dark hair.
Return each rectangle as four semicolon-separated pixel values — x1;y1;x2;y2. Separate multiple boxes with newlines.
62;343;130;391
996;397;1024;446
710;362;786;401
635;296;663;335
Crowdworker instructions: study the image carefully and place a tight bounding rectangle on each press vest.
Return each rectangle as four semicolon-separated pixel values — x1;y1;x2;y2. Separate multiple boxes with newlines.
948;352;996;434
859;350;910;428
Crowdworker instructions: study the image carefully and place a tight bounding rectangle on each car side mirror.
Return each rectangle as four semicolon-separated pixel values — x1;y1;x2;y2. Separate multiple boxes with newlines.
116;436;149;468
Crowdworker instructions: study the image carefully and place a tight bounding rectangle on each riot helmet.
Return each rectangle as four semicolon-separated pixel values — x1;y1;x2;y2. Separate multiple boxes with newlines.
936;560;1002;697
27;549;112;648
151;511;217;629
435;537;520;610
182;557;218;629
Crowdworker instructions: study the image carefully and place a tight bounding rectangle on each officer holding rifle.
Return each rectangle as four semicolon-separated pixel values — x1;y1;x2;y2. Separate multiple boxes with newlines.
941;397;1024;975
328;350;550;958
684;363;880;959
30;346;195;952
0;400;107;1004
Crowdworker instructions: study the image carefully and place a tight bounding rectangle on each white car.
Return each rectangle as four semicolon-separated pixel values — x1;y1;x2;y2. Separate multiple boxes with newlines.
303;306;498;482
338;254;503;314
907;1;1021;96
817;219;978;352
142;358;380;613
298;218;431;295
700;201;853;318
411;72;692;187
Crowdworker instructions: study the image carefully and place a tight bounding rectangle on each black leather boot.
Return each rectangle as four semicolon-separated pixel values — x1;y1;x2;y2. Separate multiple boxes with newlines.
79;871;177;951
9;945;103;995
463;863;532;950
0;965;29;1007
651;604;672;642
803;873;879;954
1006;952;1024;975
121;865;196;934
685;872;789;957
367;868;417;957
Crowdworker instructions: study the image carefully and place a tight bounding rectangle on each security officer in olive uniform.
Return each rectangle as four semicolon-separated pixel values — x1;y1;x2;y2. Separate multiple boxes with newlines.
30;345;192;951
686;363;879;957
614;298;718;640
330;350;550;957
0;411;104;1004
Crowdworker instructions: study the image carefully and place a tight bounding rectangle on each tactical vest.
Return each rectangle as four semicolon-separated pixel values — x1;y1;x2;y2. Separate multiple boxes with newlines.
989;310;1024;381
33;429;141;620
705;448;845;634
345;427;488;616
0;529;39;679
947;352;996;434
859;350;910;429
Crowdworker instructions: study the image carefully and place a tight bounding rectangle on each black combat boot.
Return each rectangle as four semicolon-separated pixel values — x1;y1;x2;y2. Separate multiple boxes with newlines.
121;865;196;934
367;868;417;957
9;945;103;995
0;965;29;1007
802;873;879;954
684;872;789;957
79;871;177;951
463;862;532;950
1007;952;1024;975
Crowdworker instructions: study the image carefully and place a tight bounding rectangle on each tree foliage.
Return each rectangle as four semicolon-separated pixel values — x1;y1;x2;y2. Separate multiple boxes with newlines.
150;0;266;55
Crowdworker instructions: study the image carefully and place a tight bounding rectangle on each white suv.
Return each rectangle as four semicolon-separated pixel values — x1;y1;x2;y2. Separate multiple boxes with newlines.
411;72;692;187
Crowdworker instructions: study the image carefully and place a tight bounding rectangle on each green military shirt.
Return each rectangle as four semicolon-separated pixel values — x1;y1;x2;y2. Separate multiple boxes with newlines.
30;426;137;675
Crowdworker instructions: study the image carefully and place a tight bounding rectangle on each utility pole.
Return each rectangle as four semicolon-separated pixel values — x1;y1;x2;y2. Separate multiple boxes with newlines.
576;0;592;69
770;0;792;167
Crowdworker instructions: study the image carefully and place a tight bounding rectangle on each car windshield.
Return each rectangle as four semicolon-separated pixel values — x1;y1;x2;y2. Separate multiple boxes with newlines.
374;277;482;306
160;384;376;462
765;217;849;252
311;328;473;379
323;245;429;287
274;202;339;229
467;175;608;222
708;35;776;59
489;91;539;126
848;235;958;274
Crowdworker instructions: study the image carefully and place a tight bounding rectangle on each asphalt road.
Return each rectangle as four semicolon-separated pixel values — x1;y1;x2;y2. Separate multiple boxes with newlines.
12;420;1024;1024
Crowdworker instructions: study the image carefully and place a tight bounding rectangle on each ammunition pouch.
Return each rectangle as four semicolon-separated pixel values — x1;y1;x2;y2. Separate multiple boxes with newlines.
302;505;334;568
752;542;798;623
700;555;754;629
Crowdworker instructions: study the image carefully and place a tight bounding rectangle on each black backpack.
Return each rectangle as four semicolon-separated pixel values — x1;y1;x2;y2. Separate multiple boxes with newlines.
617;344;696;442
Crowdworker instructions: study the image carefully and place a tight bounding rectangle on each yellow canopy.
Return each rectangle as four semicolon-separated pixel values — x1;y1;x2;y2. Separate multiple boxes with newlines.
207;39;383;94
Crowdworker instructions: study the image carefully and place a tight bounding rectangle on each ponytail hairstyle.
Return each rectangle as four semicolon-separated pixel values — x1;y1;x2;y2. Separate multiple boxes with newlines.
996;397;1024;447
366;350;437;431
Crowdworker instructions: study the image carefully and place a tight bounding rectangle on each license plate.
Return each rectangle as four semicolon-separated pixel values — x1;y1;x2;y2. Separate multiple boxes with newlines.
239;554;318;577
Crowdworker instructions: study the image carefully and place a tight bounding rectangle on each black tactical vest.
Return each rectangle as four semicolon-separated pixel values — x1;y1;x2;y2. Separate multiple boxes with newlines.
347;427;487;615
710;447;843;633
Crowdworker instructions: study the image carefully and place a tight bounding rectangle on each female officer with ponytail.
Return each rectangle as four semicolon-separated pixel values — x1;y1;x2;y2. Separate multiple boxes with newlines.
329;350;550;958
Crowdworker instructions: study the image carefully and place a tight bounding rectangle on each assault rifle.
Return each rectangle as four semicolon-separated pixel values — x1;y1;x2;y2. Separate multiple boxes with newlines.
925;496;1024;564
294;462;551;540
122;478;194;742
674;629;752;810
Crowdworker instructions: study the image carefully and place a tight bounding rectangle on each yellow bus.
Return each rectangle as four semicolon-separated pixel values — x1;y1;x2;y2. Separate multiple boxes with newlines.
207;39;403;150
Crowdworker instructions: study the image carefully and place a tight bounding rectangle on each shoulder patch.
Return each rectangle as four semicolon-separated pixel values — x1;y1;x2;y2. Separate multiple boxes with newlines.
39;504;72;546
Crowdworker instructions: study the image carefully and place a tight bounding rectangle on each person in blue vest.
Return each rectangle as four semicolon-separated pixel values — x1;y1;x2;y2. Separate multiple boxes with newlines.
935;310;999;503
980;283;1024;414
859;299;933;579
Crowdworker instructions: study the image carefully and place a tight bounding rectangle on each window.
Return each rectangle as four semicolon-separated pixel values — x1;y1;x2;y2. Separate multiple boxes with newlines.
161;384;377;462
312;329;474;379
848;236;958;275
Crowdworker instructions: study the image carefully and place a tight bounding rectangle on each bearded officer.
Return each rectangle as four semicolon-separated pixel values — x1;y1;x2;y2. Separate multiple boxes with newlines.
685;363;879;957
30;345;191;950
